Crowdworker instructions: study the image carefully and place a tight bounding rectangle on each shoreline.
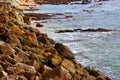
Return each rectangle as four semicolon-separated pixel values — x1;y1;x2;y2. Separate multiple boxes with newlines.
0;2;111;80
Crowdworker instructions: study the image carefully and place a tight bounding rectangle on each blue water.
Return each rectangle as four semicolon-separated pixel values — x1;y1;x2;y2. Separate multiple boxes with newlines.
26;0;120;79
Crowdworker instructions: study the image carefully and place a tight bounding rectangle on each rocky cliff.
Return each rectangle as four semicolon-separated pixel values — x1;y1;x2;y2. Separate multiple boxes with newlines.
0;2;111;80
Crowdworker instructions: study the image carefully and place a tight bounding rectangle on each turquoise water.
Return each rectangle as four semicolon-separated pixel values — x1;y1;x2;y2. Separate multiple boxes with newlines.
27;0;120;79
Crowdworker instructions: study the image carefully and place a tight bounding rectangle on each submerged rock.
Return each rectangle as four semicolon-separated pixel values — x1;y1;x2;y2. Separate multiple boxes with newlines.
55;28;114;33
36;23;44;27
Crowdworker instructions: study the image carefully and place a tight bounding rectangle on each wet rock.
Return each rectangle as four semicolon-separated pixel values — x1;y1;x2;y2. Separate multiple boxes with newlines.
24;60;40;71
36;23;44;27
96;76;106;80
85;67;101;77
84;67;111;80
80;74;96;80
81;0;91;4
83;10;95;13
55;28;114;33
65;15;73;18
55;43;75;59
81;28;113;32
56;29;74;33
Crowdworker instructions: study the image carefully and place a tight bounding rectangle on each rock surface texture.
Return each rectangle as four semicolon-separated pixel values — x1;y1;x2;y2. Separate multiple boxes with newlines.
0;2;111;80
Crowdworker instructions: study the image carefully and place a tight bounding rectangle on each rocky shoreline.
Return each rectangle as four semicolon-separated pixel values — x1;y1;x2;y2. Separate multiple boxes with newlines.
0;2;111;80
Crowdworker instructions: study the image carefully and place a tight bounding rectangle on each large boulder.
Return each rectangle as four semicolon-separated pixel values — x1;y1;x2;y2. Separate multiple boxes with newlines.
55;43;75;59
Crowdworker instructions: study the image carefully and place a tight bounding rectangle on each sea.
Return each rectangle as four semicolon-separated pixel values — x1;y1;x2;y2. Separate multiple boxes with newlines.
24;0;120;79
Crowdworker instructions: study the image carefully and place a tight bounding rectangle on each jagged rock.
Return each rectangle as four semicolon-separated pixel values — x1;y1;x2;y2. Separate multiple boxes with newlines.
85;67;111;80
0;65;8;78
96;76;106;80
51;54;62;66
11;25;24;34
0;75;27;80
14;50;29;62
0;43;15;55
0;55;16;64
61;59;75;74
55;43;75;59
24;13;51;20
42;65;72;79
6;65;36;80
7;33;22;48
24;60;40;71
20;32;38;46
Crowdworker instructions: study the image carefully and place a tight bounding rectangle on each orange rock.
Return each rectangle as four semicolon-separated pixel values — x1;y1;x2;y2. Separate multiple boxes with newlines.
14;50;29;62
0;43;15;55
61;59;75;74
21;32;38;46
11;25;23;34
0;55;16;64
51;54;62;66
